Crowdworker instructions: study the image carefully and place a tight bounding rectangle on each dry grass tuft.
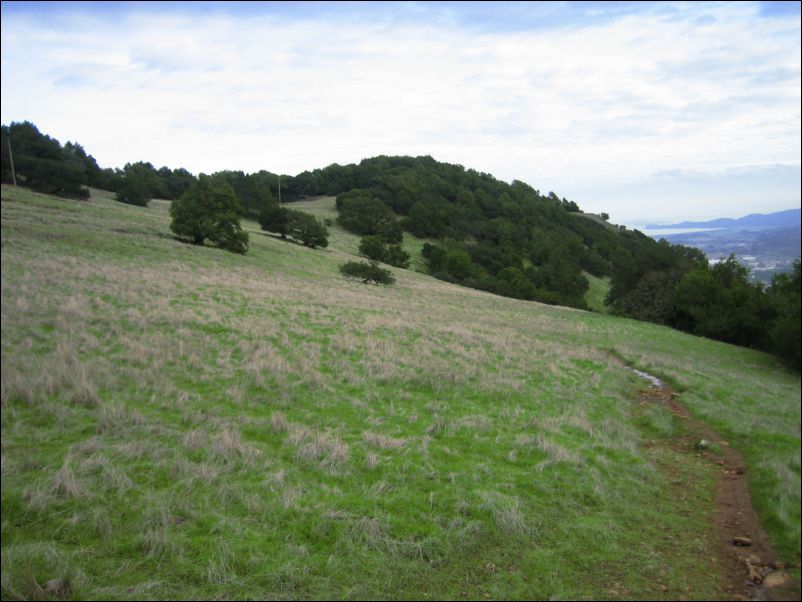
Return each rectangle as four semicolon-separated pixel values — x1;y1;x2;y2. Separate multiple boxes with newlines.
69;368;101;408
137;502;177;558
535;433;585;470
479;491;531;537
453;415;492;431
79;453;134;494
205;538;235;584
22;487;53;511
266;469;286;487
366;453;380;469
182;429;207;450
282;485;303;509
113;441;156;461
362;431;406;449
244;342;292;386
175;458;220;485
0;369;35;405
346;516;388;551
270;412;289;433
97;404;146;435
286;424;350;475
211;427;261;464
426;415;447;436
50;459;83;499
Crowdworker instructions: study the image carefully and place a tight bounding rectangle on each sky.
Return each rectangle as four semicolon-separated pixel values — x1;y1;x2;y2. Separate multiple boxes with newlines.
1;1;800;223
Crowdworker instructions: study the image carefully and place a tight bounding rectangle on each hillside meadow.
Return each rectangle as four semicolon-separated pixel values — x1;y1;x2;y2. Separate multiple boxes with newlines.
1;185;799;600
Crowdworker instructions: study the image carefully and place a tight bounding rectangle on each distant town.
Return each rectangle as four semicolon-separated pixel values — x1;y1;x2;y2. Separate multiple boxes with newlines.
642;209;801;283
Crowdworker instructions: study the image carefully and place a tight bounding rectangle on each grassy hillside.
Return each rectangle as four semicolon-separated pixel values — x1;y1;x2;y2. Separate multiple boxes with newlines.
583;271;611;314
1;185;799;600
290;196;430;273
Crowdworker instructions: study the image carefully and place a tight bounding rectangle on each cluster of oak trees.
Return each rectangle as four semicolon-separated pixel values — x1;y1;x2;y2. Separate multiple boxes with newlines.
1;122;195;203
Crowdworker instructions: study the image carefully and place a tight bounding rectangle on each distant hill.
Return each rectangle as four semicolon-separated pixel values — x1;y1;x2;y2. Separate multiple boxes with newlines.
304;155;706;311
753;222;802;253
646;208;800;230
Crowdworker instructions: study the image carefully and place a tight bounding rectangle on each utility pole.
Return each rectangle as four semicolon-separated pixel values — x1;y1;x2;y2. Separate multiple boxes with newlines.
7;135;17;186
277;175;282;206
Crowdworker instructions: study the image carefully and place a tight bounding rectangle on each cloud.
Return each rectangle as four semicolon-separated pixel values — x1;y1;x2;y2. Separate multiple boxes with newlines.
1;1;799;221
567;163;801;223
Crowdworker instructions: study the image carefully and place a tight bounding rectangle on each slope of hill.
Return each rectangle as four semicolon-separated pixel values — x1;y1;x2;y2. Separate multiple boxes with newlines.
1;184;799;600
0;120;694;313
7;119;772;343
301;155;697;311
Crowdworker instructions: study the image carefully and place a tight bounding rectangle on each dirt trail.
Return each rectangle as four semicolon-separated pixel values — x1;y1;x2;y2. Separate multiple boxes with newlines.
636;376;799;601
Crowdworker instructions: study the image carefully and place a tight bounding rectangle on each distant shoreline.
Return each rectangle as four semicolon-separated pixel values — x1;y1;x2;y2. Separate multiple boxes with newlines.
641;227;722;236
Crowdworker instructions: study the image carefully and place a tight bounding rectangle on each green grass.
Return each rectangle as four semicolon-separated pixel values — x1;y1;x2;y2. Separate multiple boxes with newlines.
583;271;611;313
1;184;799;600
572;212;618;230
289;196;430;272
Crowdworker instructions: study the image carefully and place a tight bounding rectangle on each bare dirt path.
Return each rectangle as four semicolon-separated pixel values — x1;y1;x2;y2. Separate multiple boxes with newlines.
636;377;799;601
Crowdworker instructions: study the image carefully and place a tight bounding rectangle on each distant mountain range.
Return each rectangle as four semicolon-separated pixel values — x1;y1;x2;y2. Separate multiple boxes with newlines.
646;208;800;230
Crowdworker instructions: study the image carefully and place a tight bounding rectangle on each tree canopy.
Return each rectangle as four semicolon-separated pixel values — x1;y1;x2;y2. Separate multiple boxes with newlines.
259;206;329;248
1;122;197;201
336;189;403;243
340;260;396;285
358;235;410;268
169;174;249;254
1;122;90;199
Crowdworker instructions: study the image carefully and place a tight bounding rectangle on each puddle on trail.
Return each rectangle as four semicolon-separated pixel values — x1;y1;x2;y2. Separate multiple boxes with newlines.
632;368;664;389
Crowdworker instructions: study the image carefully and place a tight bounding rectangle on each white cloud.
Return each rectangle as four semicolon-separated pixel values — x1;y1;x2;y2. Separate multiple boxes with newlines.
1;1;799;220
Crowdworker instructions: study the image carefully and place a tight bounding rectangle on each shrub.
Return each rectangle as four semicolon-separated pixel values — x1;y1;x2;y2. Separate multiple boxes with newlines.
358;235;387;262
339;261;395;285
383;244;410;268
260;206;329;248
358;235;410;268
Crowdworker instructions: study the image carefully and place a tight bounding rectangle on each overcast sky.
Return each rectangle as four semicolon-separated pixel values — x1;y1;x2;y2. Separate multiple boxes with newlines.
2;1;800;222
